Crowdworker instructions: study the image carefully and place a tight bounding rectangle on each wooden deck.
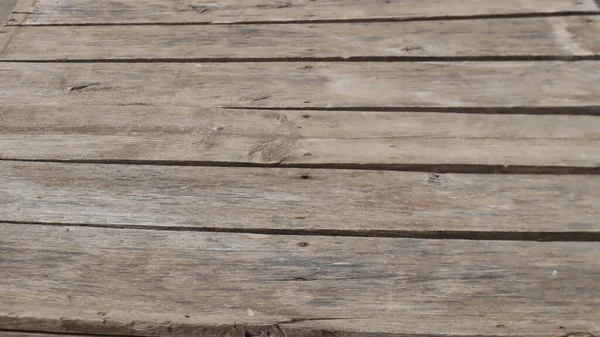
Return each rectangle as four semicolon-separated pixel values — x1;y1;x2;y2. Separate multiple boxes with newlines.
1;1;600;337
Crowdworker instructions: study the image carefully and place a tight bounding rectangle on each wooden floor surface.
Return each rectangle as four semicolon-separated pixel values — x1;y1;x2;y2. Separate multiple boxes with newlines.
1;1;599;337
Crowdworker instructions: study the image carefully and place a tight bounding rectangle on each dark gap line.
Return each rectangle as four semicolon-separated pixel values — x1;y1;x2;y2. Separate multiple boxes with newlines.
1;55;599;63
4;220;600;242
226;106;600;116
1;158;599;175
7;10;600;26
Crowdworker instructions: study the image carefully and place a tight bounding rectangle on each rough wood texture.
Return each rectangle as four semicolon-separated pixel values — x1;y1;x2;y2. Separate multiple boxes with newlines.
8;0;600;25
0;334;85;337
1;161;599;234
0;0;18;26
1;105;599;168
1;62;599;108
2;16;599;60
2;224;599;336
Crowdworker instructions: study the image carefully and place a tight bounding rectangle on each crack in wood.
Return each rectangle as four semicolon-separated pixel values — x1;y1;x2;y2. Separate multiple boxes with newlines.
5;11;600;27
3;220;600;242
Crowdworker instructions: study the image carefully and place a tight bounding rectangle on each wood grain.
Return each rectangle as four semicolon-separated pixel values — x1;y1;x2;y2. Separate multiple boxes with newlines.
2;16;599;60
1;161;599;234
8;0;600;25
1;62;599;109
1;105;599;167
2;223;599;336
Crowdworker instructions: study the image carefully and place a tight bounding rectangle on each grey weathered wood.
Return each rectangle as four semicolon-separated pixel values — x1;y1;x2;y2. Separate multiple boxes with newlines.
1;161;599;233
1;105;599;167
2;16;599;60
1;223;599;336
8;0;600;25
1;62;599;109
0;0;18;27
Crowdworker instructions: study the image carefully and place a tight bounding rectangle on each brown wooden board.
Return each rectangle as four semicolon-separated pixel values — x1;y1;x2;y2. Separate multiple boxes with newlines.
2;16;599;60
1;161;599;235
1;62;599;109
1;106;599;169
8;0;600;25
2;224;599;336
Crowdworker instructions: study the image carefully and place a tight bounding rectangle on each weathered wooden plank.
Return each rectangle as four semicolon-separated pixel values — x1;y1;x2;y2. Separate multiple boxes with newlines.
1;62;599;109
1;105;599;167
1;224;599;336
8;0;600;25
1;161;599;234
2;16;599;60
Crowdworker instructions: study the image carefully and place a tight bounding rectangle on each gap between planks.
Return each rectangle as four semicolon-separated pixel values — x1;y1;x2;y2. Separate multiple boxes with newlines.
4;12;600;26
4;220;600;242
1;159;599;175
1;56;599;62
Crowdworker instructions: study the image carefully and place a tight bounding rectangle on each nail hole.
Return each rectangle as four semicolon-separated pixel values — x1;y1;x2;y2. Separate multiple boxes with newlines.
303;152;312;156
298;242;309;247
496;325;505;328
294;277;308;281
185;315;190;318
300;174;310;179
302;114;311;118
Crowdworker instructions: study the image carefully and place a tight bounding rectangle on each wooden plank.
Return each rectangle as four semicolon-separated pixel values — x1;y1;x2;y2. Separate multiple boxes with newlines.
2;16;599;60
1;105;599;168
9;0;600;25
1;161;599;234
1;62;599;109
2;223;599;336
